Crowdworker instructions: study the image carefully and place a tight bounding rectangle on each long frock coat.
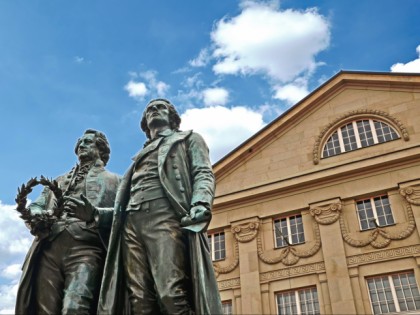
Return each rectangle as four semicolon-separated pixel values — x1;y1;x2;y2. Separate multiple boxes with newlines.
97;130;222;314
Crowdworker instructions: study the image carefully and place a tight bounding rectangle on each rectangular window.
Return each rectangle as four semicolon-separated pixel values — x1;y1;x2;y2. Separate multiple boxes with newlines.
274;215;305;248
367;271;420;314
276;287;320;315
356;195;395;230
222;300;233;315
207;232;226;261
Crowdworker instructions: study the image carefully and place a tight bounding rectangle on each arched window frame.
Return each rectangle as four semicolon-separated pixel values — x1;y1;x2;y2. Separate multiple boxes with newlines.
313;110;409;164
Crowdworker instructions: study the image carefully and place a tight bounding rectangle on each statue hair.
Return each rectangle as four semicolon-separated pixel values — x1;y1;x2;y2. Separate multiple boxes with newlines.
74;129;111;166
140;98;181;139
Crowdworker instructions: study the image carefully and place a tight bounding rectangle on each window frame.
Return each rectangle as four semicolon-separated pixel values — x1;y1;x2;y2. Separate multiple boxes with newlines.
276;286;320;315
356;195;395;231
366;271;420;314
321;118;400;159
222;300;233;315
273;214;305;248
207;231;226;261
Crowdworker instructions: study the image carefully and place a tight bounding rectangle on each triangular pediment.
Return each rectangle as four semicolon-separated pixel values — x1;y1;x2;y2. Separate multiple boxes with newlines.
214;71;420;200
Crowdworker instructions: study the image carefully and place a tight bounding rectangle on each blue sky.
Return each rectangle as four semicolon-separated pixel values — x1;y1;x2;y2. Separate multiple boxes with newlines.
1;0;420;312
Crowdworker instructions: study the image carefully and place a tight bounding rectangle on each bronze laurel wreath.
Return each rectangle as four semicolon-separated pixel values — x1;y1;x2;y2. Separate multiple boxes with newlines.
15;176;64;237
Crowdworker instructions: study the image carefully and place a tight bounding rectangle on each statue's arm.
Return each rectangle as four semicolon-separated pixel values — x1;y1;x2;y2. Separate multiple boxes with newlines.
186;132;215;210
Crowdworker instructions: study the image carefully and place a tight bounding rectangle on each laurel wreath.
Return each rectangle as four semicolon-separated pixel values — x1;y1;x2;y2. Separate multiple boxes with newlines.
15;176;65;237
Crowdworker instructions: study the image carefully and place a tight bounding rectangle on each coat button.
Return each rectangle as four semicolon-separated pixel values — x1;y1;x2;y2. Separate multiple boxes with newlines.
175;175;181;180
173;164;178;169
180;187;185;192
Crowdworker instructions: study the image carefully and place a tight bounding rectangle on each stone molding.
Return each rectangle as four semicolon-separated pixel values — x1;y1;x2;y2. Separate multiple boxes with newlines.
260;262;325;282
213;221;259;277
257;222;321;266
347;245;420;266
217;277;241;290
313;109;409;164
400;186;420;206
232;221;259;242
340;200;416;249
310;202;342;225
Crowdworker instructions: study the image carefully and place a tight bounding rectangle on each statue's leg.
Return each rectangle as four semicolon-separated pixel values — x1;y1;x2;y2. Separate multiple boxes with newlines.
142;198;192;315
34;234;66;314
61;237;105;315
122;206;161;315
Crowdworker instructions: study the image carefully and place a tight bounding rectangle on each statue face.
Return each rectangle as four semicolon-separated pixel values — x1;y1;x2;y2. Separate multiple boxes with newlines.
145;100;170;129
77;134;100;163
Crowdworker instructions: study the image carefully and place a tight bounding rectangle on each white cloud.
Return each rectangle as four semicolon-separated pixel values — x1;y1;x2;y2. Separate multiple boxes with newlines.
211;2;330;82
273;80;309;104
0;201;33;258
74;56;84;64
1;264;21;280
202;87;229;106
124;80;148;100
0;201;32;313
190;48;211;67
0;282;18;314
181;106;265;161
125;70;170;101
391;45;420;73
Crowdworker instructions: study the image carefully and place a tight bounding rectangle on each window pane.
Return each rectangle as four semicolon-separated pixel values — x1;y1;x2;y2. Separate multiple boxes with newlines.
374;196;395;226
274;219;288;247
207;235;212;256
392;272;420;312
275;215;305;247
357;120;375;147
213;232;226;260
222;300;232;315
341;123;358;151
374;121;399;143
299;287;320;315
289;215;305;244
277;288;319;315
277;291;297;315
322;131;341;157
357;199;376;230
367;276;395;314
368;272;420;314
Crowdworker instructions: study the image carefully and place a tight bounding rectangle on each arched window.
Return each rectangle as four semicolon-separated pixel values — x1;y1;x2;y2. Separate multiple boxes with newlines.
322;119;400;158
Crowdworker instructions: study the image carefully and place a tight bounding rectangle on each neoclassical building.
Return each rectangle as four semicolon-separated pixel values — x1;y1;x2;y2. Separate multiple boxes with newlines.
208;71;420;315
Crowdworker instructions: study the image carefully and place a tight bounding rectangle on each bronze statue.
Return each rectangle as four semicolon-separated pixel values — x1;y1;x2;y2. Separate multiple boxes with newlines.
15;129;120;315
98;99;222;314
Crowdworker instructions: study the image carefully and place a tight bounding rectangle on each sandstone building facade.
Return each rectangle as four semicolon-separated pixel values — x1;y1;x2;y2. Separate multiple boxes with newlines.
208;71;420;314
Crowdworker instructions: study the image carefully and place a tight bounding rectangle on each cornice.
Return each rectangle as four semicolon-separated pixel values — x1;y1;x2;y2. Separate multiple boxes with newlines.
214;145;420;211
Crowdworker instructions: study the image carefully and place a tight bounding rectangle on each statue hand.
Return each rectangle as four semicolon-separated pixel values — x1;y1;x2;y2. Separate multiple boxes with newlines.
181;205;211;227
63;194;98;222
27;210;54;239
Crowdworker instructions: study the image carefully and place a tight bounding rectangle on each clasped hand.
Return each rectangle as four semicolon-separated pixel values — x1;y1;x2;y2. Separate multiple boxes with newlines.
63;194;98;222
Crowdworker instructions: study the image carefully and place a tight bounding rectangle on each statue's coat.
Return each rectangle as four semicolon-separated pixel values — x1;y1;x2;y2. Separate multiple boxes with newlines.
98;130;222;314
15;160;120;315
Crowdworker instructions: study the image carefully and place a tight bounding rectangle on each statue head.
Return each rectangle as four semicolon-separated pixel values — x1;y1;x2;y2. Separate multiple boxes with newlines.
74;129;111;165
140;98;181;139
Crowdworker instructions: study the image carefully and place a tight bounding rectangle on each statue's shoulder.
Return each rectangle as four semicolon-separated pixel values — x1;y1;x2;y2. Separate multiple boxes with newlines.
100;169;122;182
175;130;193;138
183;130;207;145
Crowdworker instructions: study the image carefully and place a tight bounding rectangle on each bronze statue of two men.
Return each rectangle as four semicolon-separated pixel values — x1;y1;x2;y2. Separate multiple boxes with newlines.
16;99;222;315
